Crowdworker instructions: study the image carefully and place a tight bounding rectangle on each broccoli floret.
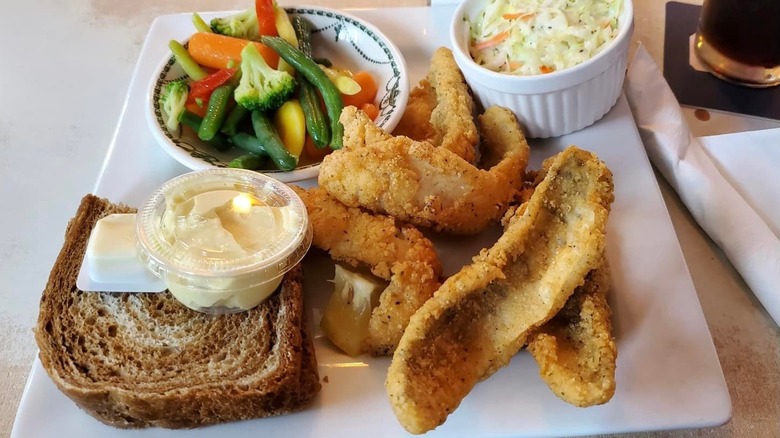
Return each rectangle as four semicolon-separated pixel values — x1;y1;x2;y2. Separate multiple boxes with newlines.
234;43;296;112
210;9;259;40
159;79;189;133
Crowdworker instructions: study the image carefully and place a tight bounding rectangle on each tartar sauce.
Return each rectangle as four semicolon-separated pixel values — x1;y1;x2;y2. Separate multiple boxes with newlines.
159;189;300;311
136;169;312;314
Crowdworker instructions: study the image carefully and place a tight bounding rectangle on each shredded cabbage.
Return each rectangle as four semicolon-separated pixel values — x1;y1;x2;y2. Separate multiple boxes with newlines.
468;0;622;76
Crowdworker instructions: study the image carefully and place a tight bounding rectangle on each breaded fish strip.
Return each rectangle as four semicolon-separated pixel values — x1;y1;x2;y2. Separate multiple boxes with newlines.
385;147;614;434
391;79;436;143
392;47;479;164
527;256;617;407
502;163;618;406
319;105;529;235
291;186;442;355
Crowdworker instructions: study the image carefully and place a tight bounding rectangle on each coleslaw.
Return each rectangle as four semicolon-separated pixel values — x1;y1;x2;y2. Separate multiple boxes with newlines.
467;0;622;76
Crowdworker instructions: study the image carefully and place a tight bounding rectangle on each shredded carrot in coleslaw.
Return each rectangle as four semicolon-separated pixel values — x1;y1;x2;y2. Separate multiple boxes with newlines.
473;31;511;50
502;12;535;20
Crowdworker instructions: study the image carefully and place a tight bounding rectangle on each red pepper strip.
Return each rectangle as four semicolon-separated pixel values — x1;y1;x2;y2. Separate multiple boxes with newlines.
185;100;208;118
256;0;279;36
187;68;236;103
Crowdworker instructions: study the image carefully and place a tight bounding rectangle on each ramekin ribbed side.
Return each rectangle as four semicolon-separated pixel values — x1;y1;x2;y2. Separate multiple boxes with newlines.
464;48;629;138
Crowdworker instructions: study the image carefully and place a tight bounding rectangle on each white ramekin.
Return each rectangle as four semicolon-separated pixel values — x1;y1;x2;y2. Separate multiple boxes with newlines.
450;0;634;138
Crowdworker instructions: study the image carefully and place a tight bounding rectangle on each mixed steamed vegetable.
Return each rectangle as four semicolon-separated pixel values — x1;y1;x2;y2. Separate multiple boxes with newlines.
158;0;380;171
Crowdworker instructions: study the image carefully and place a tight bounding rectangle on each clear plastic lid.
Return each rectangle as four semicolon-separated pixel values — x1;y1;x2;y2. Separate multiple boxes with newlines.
135;168;312;291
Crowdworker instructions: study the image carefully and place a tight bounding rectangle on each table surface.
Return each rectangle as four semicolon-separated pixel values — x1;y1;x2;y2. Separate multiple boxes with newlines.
1;0;778;437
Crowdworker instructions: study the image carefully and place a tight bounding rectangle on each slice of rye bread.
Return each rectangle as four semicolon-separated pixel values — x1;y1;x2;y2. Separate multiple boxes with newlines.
34;194;321;429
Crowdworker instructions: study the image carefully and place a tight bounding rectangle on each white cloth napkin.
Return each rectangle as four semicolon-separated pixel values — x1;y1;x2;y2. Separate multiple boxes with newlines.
624;46;780;325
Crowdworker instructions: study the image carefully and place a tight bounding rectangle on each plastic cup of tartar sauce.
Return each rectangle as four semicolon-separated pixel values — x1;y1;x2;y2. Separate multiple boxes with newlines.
135;168;312;314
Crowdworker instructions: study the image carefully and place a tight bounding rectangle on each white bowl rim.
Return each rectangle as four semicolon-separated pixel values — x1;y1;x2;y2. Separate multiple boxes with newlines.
146;5;409;183
450;0;634;94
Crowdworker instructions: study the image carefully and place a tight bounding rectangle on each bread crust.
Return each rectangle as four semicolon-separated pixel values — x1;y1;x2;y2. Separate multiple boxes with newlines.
35;194;320;429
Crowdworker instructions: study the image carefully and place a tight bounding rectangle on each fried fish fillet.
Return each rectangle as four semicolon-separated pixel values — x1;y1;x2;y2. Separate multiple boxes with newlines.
527;256;617;407
391;78;436;143
506;164;618;407
385;146;614;434
392;47;479;164
291;186;442;355
319;105;529;235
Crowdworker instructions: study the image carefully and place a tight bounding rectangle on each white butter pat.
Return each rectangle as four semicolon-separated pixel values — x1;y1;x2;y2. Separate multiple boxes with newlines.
86;213;150;283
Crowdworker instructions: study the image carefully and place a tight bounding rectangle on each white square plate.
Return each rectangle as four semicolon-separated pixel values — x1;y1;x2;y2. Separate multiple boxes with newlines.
12;5;730;438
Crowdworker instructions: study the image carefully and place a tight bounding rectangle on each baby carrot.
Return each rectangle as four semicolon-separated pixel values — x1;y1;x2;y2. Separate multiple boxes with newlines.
341;71;378;108
360;102;379;120
187;32;279;71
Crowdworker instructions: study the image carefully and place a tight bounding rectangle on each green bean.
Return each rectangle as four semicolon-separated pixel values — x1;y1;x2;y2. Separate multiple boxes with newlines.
299;82;330;148
229;153;265;170
260;36;344;149
293;16;314;57
168;40;206;81
191;13;212;33
292;16;330;148
220;104;249;136
229;132;269;156
178;110;230;150
179;110;203;130
198;84;234;141
251;110;297;171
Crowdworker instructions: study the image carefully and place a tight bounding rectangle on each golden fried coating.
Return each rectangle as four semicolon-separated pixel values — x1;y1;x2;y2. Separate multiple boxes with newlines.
392;47;479;164
476;104;528;189
291;186;442;355
385;147;614;434
319;105;529;235
527;256;617;407
502;162;618;407
392;78;437;143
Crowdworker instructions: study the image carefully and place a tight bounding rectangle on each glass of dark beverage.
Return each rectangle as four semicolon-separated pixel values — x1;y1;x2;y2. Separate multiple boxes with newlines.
694;0;780;88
